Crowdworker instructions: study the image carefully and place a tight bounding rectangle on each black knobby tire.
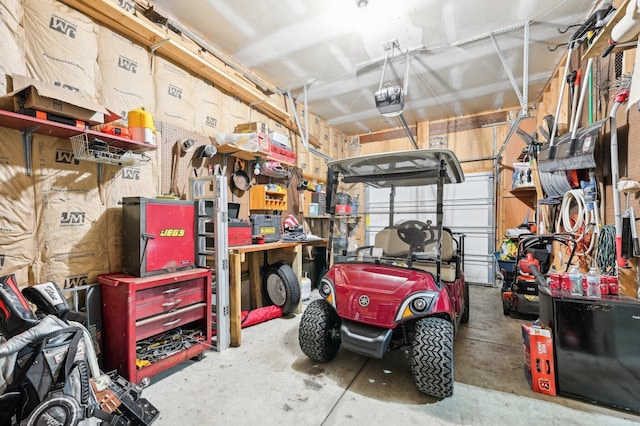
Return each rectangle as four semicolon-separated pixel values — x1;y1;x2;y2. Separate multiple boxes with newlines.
460;280;470;324
502;297;511;316
263;262;301;315
298;299;341;362
411;317;454;398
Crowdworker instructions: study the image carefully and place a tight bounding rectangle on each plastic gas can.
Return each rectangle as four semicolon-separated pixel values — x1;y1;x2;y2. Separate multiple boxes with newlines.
128;108;156;145
301;273;311;301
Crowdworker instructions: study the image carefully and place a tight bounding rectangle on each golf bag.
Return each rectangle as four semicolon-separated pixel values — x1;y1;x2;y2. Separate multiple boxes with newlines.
0;274;159;425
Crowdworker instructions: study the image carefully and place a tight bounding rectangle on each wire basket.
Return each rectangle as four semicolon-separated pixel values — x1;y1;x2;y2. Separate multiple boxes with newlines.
70;133;150;167
259;160;289;178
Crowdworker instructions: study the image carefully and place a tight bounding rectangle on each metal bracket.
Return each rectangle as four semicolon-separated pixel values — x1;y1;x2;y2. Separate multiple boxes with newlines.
280;80;315;150
20;125;39;177
489;21;530;116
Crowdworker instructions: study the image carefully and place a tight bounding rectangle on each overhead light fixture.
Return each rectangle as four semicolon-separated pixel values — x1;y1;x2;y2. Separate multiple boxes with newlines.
356;0;368;8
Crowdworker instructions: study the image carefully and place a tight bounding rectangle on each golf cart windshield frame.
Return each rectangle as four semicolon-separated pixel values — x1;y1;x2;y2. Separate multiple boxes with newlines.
325;149;465;283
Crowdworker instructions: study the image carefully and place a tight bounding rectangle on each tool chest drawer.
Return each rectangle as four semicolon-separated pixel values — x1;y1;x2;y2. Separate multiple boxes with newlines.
99;268;212;384
135;303;207;340
135;281;206;320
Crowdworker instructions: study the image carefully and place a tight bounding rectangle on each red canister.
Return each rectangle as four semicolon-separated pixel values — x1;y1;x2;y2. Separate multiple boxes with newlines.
600;276;609;295
549;273;561;290
608;276;619;295
561;273;571;293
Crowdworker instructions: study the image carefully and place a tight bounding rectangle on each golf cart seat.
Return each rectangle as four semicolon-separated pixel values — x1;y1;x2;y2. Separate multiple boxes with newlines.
374;226;458;282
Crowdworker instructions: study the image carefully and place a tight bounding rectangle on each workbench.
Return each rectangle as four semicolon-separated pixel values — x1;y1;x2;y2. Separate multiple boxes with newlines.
228;239;327;346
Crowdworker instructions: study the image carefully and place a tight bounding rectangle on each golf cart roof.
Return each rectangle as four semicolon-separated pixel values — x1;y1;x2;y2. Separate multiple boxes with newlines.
327;149;464;188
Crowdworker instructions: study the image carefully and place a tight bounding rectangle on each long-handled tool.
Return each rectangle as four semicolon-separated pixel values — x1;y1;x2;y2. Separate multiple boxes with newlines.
609;77;631;267
568;59;593;156
547;2;614;160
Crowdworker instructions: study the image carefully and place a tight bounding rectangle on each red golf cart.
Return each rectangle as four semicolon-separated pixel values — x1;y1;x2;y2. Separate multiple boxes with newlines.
298;149;469;398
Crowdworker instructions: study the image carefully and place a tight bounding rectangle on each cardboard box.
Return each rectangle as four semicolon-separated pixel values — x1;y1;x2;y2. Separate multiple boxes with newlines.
235;121;267;134
2;74;111;125
522;323;556;396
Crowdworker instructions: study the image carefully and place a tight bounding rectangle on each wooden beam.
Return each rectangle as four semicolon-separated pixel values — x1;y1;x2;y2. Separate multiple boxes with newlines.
429;111;508;135
358;126;417;144
58;0;296;131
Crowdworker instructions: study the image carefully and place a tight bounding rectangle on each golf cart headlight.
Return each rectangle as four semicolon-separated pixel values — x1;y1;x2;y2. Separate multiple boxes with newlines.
319;278;336;308
320;283;331;296
411;298;427;312
396;292;437;321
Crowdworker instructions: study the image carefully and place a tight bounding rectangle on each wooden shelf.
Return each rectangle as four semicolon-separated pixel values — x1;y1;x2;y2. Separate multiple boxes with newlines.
582;0;631;60
510;186;536;195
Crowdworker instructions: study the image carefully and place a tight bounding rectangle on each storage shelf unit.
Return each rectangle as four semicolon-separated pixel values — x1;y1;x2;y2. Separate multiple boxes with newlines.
99;268;212;384
250;185;288;210
191;173;231;352
0;109;156;174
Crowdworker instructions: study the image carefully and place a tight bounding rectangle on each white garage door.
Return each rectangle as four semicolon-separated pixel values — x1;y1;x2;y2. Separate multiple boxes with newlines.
365;172;495;286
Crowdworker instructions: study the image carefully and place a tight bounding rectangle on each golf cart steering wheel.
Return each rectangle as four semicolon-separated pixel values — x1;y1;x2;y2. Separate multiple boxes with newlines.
396;220;436;253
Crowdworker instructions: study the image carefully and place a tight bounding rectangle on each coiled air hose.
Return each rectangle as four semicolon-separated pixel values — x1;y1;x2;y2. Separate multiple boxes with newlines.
556;189;597;256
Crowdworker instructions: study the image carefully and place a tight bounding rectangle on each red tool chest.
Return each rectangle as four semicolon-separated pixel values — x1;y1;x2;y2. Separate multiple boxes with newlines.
99;268;212;384
122;197;196;277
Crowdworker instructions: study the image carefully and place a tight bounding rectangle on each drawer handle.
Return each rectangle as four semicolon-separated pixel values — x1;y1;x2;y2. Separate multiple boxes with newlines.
162;287;181;294
162;299;182;308
162;318;181;327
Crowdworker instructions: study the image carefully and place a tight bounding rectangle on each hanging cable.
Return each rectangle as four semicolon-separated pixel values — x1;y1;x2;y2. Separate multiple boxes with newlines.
596;225;617;275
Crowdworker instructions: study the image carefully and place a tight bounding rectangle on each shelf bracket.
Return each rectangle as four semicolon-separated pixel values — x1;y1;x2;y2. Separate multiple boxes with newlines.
21;125;39;177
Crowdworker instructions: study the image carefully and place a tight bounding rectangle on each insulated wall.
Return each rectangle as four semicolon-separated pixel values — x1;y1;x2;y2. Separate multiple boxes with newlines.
0;0;25;95
23;0;100;100
98;27;155;120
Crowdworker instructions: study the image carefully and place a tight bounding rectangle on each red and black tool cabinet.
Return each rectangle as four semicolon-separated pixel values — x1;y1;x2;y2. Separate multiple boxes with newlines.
99;268;212;384
122;197;196;277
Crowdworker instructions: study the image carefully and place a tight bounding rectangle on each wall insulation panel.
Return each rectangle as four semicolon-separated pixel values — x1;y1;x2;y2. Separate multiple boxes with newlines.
0;2;25;95
23;0;99;100
153;56;195;130
0;128;36;284
98;27;155;121
193;77;223;138
32;134;108;288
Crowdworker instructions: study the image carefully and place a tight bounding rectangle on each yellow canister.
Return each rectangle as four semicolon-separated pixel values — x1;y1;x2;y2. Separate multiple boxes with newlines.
127;108;156;144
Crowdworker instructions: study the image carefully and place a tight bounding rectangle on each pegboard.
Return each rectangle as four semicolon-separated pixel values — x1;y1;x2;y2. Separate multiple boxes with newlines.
596;55;640;296
159;122;218;198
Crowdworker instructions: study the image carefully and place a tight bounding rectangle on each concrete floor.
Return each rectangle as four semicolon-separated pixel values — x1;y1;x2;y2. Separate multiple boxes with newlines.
144;285;640;425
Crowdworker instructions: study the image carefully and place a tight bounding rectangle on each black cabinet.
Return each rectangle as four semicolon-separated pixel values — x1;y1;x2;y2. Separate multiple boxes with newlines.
539;288;640;414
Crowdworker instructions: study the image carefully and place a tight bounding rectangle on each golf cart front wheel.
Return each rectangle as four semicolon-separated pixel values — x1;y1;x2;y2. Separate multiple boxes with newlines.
298;299;341;362
411;317;454;399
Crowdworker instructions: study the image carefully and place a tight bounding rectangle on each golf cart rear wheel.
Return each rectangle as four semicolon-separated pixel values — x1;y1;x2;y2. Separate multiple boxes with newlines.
411;317;454;398
461;280;470;324
264;262;300;316
298;299;341;362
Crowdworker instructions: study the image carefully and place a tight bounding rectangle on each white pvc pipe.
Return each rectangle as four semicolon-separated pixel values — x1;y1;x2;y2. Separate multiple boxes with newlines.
610;101;625;267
